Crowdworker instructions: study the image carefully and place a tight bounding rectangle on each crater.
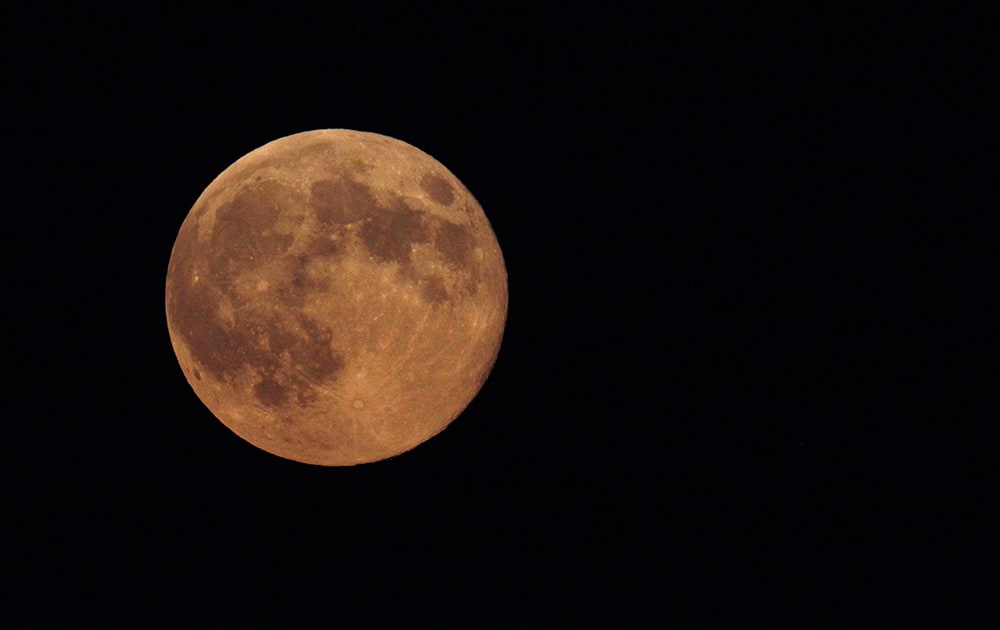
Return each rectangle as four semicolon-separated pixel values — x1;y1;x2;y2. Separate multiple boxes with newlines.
421;173;455;206
311;178;378;225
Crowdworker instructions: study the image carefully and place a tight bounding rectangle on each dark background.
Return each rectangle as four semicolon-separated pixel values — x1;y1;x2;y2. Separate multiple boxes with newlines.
9;5;993;626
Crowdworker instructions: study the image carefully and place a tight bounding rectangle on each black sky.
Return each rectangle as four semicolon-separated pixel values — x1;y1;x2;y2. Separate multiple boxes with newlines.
8;5;993;626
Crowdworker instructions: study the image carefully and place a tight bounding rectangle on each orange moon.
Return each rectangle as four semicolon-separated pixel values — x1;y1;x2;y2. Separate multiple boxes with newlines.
165;129;508;465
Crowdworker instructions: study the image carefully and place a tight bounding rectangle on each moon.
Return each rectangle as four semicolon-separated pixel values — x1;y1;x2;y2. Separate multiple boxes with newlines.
165;129;508;466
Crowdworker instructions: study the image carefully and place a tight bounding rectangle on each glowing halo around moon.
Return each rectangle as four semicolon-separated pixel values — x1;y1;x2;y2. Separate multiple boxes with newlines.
165;129;508;466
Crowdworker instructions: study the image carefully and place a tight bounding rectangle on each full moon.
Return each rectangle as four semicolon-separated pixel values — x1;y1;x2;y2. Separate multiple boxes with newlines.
165;129;508;466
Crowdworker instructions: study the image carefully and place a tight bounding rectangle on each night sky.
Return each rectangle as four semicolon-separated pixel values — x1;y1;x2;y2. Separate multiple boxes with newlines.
9;5;991;626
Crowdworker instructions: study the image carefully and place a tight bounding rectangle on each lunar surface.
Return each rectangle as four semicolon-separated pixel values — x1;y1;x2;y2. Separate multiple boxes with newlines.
165;129;507;465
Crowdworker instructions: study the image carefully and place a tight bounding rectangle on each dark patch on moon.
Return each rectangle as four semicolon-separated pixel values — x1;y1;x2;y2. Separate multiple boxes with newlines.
434;221;475;269
169;228;345;399
276;255;330;307
171;203;346;402
295;318;344;382
311;178;377;225
228;183;286;231
288;256;312;290
295;391;318;408
359;201;430;264
169;279;244;380
267;325;299;356
420;173;455;206
254;375;290;407
420;275;449;303
208;182;296;276
309;232;347;258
